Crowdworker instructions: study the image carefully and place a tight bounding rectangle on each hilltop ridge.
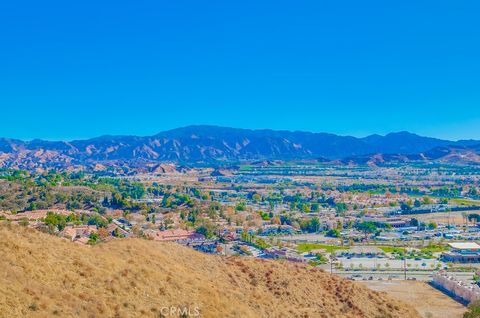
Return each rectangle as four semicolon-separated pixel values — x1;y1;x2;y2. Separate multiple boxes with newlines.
0;224;420;318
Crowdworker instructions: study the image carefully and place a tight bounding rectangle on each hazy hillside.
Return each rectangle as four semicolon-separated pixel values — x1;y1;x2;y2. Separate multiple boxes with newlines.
0;224;420;318
1;125;479;169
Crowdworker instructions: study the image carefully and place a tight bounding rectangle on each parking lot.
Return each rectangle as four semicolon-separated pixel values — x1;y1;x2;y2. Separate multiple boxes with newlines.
337;256;444;270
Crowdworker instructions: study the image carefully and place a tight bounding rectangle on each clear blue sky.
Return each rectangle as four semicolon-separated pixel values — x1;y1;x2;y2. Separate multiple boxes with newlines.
1;1;479;141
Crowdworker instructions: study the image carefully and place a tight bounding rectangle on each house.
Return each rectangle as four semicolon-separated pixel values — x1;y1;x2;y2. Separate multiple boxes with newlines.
363;215;409;228
105;223;129;237
61;225;97;241
264;247;306;263
74;237;90;245
146;229;204;242
260;224;297;235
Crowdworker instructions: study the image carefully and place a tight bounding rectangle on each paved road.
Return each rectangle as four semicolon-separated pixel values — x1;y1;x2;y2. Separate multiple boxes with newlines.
332;270;474;282
336;257;443;271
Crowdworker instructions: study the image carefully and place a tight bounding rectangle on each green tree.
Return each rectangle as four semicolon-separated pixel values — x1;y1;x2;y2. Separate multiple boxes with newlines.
464;300;480;318
235;202;246;211
302;203;311;213
468;214;480;224
326;228;340;238
300;217;320;233
335;203;348;214
356;221;377;239
88;232;99;245
195;222;216;239
44;212;67;232
400;201;412;212
422;196;432;205
414;199;421;208
252;193;261;202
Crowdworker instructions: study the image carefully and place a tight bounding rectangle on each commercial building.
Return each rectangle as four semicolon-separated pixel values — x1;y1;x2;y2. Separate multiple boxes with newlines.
442;242;480;263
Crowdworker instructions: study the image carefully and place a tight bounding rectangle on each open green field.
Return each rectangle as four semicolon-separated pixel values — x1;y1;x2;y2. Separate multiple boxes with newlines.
451;198;480;206
377;246;406;254
297;243;349;253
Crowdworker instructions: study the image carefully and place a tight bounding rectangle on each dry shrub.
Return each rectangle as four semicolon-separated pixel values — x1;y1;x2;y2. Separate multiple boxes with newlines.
0;224;421;318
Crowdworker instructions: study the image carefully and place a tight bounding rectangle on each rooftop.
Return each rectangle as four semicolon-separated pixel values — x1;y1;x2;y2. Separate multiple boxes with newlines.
448;242;480;250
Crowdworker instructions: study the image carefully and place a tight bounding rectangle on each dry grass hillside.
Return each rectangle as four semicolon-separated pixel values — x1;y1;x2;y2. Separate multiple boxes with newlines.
0;224;420;318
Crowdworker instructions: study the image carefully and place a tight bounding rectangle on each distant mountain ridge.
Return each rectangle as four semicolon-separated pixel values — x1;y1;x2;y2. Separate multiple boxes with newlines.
1;125;479;169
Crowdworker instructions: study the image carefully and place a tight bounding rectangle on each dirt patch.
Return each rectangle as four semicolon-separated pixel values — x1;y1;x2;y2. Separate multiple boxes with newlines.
409;211;474;226
360;280;466;318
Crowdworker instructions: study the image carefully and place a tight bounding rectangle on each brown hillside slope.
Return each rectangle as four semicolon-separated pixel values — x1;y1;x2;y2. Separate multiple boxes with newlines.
0;225;420;318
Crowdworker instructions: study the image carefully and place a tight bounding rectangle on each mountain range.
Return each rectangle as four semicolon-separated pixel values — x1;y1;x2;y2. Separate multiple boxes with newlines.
1;125;479;170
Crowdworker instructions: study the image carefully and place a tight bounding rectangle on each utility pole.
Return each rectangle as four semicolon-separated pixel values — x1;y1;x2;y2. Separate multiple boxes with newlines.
330;254;337;274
